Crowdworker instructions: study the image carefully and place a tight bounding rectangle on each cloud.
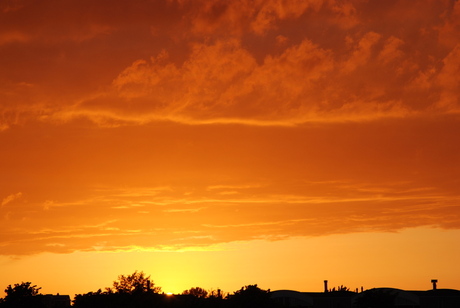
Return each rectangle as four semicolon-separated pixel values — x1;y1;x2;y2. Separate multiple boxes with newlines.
378;36;405;64
432;0;460;49
0;30;29;45
0;0;458;129
250;0;323;35
342;31;382;73
173;0;325;37
1;176;460;256
64;35;414;125
1;3;22;13
1;192;22;207
435;44;460;112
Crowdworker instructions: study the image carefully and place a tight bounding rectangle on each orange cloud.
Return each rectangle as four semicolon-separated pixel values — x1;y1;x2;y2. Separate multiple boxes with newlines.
173;0;324;37
0;30;29;45
378;36;405;64
1;192;22;207
2;167;460;256
250;0;322;35
0;0;458;129
66;35;418;125
435;44;460;112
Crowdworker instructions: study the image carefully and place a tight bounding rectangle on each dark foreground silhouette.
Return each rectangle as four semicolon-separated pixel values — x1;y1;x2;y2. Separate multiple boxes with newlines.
1;272;460;308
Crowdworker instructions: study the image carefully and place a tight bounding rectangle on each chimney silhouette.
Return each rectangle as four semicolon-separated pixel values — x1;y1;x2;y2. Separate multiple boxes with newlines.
431;279;438;290
324;280;328;293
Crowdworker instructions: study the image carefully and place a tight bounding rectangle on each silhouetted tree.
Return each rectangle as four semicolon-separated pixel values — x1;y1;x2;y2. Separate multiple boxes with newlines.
112;271;161;294
73;289;112;308
330;285;351;292
182;287;208;298
74;272;164;308
228;284;272;308
208;289;225;299
1;282;44;308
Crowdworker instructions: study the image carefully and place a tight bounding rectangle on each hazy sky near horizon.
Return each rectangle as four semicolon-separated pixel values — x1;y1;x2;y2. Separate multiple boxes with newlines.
1;0;460;296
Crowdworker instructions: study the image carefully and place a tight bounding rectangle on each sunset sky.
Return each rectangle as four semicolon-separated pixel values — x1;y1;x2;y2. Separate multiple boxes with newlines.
1;0;460;298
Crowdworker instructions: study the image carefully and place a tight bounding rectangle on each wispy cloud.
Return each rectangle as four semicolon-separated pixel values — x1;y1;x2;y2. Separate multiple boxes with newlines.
1;179;459;256
1;192;22;207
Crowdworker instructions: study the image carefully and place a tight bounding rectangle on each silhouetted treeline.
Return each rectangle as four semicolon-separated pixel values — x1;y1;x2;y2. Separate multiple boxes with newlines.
0;272;278;308
72;284;275;308
4;276;460;308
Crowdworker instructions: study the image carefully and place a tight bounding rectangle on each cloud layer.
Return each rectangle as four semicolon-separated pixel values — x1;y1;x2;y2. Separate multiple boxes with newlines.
0;0;460;256
1;178;459;255
1;118;459;255
0;0;459;129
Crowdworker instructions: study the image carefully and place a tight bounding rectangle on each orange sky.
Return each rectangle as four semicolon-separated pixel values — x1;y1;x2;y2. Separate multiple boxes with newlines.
1;0;460;298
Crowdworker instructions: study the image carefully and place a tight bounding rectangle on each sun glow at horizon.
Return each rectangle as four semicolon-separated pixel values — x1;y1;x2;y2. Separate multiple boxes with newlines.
2;227;460;297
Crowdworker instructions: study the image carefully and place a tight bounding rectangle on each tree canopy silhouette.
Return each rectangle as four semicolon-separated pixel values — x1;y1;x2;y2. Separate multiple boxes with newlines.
0;282;44;308
228;284;272;308
182;287;208;298
112;271;161;294
329;285;351;292
3;274;279;308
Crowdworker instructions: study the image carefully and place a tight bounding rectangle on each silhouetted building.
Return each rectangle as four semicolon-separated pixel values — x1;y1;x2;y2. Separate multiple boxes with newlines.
415;289;460;308
353;288;419;308
40;294;71;308
271;281;460;308
431;280;438;291
272;290;355;308
272;290;314;307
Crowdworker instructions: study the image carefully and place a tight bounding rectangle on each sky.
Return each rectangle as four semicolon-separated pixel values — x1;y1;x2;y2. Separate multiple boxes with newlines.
1;0;460;298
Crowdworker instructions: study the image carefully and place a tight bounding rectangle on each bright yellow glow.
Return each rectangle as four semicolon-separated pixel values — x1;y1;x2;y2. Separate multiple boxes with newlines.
1;227;460;297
